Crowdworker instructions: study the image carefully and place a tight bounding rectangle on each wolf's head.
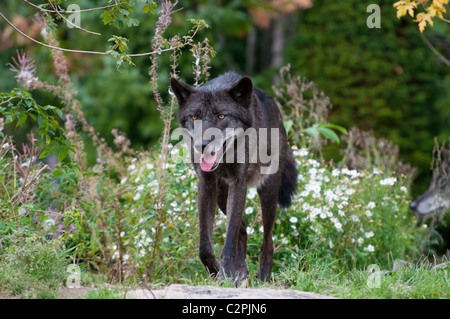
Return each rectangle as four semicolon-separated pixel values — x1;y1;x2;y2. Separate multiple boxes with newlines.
410;149;450;217
170;74;254;172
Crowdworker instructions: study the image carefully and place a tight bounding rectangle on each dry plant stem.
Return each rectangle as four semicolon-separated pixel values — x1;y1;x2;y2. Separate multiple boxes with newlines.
419;32;450;68
43;33;126;175
0;10;200;57
47;0;101;36
146;9;178;279
8;164;49;207
23;0;126;14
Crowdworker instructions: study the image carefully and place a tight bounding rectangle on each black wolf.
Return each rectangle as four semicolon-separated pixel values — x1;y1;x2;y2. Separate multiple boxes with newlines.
170;72;298;282
410;148;450;217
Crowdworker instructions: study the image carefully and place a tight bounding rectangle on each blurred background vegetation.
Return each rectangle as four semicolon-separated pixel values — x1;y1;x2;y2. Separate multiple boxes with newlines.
0;0;449;197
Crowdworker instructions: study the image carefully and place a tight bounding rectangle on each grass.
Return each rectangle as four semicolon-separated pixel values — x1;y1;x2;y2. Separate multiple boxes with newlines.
0;236;67;299
271;253;450;298
0;244;448;299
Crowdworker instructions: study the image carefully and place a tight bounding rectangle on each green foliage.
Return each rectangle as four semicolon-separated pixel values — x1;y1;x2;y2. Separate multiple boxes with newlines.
0;89;72;161
303;123;348;144
221;146;425;270
276;251;449;298
285;0;449;195
394;0;449;32
98;0;151;28
0;233;69;298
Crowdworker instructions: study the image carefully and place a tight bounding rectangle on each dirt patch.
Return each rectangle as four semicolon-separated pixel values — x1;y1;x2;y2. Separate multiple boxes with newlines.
4;284;334;299
127;284;334;299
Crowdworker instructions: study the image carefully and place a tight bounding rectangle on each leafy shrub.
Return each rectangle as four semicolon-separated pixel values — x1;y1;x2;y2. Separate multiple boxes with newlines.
208;146;426;270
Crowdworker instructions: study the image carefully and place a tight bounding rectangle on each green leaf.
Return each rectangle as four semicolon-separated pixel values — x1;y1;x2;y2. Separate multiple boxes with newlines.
37;114;44;128
304;126;319;139
57;149;68;162
16;114;27;127
39;148;51;159
100;11;114;25
143;3;157;14
54;108;63;119
5;115;13;124
317;127;340;143
283;120;293;134
322;123;348;135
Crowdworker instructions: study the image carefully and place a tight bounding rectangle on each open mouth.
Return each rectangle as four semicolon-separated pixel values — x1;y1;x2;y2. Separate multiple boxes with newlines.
200;142;228;172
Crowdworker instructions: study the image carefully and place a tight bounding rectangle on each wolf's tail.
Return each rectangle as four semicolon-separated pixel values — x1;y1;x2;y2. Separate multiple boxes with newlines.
278;149;298;209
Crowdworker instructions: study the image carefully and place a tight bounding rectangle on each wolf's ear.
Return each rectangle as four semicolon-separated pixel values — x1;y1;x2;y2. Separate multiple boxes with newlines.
170;77;195;107
228;76;253;107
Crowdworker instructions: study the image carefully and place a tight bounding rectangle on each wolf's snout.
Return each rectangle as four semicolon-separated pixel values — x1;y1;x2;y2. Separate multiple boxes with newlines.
194;140;211;152
409;201;417;211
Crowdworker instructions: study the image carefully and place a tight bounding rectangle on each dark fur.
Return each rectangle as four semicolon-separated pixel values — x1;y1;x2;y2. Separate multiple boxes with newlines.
171;72;298;282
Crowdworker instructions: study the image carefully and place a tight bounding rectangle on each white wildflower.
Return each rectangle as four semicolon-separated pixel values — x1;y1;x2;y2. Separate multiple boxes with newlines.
289;216;298;223
298;148;308;157
367;201;376;209
245;207;254;215
307;159;320;168
248;188;257;199
345;188;356;196
357;237;364;246
380;177;397;186
293;148;308;157
365;231;374;238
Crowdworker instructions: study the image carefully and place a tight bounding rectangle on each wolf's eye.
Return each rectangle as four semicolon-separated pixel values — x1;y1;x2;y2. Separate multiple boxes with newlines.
192;116;198;120
218;114;225;119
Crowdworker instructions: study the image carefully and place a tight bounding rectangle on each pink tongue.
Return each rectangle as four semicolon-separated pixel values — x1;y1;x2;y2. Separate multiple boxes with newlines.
200;152;217;172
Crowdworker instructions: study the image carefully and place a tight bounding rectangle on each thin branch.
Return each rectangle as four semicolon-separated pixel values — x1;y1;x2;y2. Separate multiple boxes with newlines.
437;15;450;23
47;0;101;36
419;31;450;68
0;10;199;57
22;0;126;14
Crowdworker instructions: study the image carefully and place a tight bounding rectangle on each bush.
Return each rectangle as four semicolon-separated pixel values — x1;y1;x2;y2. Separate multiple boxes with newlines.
207;146;426;271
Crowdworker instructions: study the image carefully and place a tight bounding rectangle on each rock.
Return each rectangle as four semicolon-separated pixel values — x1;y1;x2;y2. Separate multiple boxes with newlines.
432;263;448;270
127;284;335;299
392;259;412;272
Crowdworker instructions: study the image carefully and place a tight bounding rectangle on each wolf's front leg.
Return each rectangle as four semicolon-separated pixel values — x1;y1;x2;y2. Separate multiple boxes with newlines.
197;176;220;276
220;181;247;283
